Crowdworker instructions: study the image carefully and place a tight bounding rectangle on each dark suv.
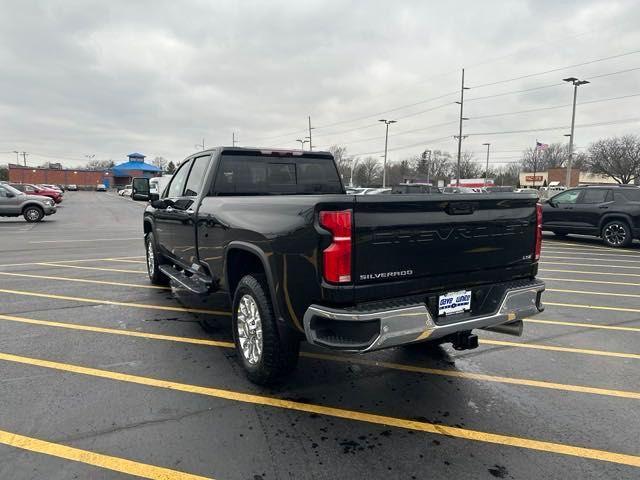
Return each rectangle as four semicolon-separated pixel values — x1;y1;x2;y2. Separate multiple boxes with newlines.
542;185;640;247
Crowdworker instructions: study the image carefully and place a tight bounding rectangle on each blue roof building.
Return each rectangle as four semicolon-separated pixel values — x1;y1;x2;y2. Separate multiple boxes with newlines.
110;152;161;188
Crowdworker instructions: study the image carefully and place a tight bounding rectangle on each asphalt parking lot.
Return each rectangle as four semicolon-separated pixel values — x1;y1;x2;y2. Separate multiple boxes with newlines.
0;191;639;480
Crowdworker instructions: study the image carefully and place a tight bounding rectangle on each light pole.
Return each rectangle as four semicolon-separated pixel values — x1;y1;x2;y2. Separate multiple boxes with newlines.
349;157;359;187
379;119;396;188
296;138;309;150
563;77;589;187
482;143;491;186
12;150;19;164
455;68;470;186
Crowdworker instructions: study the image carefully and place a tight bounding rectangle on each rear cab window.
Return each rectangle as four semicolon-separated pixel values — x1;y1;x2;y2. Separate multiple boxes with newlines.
212;152;343;195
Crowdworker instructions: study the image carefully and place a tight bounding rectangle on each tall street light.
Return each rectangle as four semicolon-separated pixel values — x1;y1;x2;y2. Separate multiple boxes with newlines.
379;119;396;188
296;138;309;150
563;77;590;187
482;143;491;186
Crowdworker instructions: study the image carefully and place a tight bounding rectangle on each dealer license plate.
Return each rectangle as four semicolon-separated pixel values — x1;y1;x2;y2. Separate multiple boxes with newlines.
438;290;472;316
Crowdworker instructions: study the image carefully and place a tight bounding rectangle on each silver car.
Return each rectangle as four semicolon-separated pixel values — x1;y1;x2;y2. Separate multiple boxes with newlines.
0;183;57;222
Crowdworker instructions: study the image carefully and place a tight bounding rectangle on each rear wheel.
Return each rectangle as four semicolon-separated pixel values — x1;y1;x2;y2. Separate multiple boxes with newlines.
23;206;44;223
232;274;299;385
145;232;169;285
602;220;632;248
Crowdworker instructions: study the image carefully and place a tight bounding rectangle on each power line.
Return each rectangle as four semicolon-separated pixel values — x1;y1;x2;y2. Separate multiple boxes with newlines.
465;117;640;137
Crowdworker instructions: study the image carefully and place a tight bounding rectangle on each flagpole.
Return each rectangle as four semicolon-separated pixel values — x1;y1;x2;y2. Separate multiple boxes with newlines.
533;140;537;189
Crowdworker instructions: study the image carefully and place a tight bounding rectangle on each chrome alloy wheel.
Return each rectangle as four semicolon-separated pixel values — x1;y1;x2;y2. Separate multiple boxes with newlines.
147;239;155;276
26;209;40;221
604;223;627;246
237;294;263;365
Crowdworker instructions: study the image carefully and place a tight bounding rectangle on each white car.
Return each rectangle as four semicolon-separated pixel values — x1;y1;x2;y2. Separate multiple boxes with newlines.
118;184;132;196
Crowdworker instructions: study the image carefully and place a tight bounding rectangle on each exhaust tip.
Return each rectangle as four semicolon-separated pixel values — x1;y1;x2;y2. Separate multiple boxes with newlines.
482;320;524;337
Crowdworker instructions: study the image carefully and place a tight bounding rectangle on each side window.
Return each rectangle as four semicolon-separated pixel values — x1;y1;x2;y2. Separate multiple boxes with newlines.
580;189;609;204
0;187;7;197
166;160;192;198
184;156;210;197
553;189;581;204
616;189;640;202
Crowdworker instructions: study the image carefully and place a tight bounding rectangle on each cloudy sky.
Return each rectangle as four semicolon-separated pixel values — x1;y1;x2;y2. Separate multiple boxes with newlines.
1;0;639;168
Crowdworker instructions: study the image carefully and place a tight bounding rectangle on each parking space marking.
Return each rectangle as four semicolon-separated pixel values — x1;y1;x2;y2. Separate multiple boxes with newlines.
481;340;640;360
1;351;639;468
0;428;212;480
543;248;640;259
539;277;640;287
541;269;640;278
546;301;640;314
547;288;640;299
0;256;145;268
542;241;640;253
1;313;638;400
103;258;147;264
35;263;146;274
29;237;140;244
0;288;231;316
543;255;640;265
525;318;640;333
540;261;640;270
0;271;168;290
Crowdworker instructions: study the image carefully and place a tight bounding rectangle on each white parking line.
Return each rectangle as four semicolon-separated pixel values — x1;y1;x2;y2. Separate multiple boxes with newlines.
29;238;140;244
542;248;640;259
540;261;640;270
542;256;640;264
540;269;640;278
542;241;639;254
539;277;640;287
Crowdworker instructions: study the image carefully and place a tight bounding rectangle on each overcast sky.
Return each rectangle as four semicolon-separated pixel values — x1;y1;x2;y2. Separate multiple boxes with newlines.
1;0;639;168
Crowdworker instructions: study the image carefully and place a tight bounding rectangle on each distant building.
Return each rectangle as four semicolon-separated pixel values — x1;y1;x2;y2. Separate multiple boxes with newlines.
519;168;617;187
110;152;161;188
8;164;110;188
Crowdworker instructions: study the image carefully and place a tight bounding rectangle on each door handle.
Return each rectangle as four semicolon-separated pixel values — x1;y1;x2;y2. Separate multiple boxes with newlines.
598;206;609;209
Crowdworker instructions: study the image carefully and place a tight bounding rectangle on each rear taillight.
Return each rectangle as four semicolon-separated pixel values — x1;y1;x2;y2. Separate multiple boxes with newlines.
534;203;543;261
319;209;352;283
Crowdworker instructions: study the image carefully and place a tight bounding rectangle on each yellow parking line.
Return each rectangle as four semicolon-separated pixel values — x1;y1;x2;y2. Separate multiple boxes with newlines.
542;249;640;259
539;277;640;287
547;288;640;299
36;263;145;274
524;318;640;333
0;288;230;316
540;261;640;270
481;339;640;360
0;256;145;268
0;271;168;290
546;301;640;314
1;313;638;400
104;258;147;264
540;269;640;278
0;428;212;480
543;241;639;253
1;351;639;467
542;256;640;264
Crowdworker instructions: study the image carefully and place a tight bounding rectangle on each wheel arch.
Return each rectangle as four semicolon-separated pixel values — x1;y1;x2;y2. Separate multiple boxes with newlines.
599;213;633;231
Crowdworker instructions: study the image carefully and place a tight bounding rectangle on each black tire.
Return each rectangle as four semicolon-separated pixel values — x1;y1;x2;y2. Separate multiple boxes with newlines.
232;274;299;385
23;206;44;223
145;232;170;285
601;220;632;248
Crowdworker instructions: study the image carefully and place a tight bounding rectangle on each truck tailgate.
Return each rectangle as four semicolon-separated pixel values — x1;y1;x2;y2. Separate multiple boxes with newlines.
353;194;538;299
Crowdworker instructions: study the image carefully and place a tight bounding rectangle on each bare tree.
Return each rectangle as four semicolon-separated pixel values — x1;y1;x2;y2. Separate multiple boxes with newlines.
455;151;482;179
412;150;451;183
494;163;521;186
152;156;168;171
386;159;413;185
85;159;115;170
520;143;573;171
586;135;640;184
327;145;351;183
354;157;381;187
0;166;8;181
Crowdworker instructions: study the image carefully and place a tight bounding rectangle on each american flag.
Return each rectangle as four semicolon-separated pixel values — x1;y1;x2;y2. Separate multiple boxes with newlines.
536;141;549;150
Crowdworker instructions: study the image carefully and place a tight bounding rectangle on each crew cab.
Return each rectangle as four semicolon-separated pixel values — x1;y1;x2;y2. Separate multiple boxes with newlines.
132;147;545;384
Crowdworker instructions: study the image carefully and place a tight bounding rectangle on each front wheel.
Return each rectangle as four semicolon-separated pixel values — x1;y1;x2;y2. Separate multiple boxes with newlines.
602;220;632;248
232;274;299;385
23;206;44;223
145;232;169;285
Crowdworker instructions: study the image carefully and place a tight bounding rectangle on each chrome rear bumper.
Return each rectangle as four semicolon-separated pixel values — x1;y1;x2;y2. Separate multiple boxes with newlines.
303;280;544;352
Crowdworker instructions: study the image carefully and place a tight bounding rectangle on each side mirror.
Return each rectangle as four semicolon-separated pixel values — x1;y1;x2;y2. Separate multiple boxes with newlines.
131;177;150;201
6;192;15;198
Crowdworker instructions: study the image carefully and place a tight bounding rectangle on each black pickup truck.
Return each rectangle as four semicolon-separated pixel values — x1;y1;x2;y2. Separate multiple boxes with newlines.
132;147;545;384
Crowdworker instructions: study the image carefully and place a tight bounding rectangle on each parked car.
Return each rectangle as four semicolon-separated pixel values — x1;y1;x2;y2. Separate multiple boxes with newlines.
118;184;133;196
484;186;515;193
0;183;57;222
39;184;63;194
392;183;440;194
66;184;78;191
96;184;107;192
364;187;392;194
150;176;172;196
542;185;640;247
9;183;63;203
442;186;478;194
131;147;545;385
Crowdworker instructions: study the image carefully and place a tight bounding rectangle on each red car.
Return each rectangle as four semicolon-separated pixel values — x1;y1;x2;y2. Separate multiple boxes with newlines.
10;183;63;203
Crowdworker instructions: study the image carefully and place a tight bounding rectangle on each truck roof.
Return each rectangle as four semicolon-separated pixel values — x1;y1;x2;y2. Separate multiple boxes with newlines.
193;146;333;158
